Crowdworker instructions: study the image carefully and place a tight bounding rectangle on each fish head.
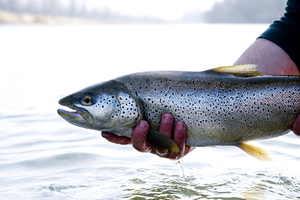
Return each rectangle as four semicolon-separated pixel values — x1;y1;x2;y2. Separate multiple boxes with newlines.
57;80;142;137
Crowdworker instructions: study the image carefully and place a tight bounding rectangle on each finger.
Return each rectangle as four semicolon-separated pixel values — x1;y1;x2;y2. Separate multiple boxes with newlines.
169;122;186;159
101;132;131;145
158;113;174;137
132;120;152;152
292;115;300;136
173;122;187;149
151;113;174;157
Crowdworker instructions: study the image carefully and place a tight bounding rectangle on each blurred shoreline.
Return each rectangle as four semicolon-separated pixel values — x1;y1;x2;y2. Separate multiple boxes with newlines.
0;10;127;24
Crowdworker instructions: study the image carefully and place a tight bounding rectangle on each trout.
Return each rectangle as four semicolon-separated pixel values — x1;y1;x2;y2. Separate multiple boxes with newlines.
58;65;300;161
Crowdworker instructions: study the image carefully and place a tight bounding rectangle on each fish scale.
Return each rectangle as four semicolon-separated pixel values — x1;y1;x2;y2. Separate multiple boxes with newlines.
118;71;300;147
58;65;300;161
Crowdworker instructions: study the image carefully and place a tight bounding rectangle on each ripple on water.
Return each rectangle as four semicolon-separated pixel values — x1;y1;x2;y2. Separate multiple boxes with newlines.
108;162;300;200
1;147;300;199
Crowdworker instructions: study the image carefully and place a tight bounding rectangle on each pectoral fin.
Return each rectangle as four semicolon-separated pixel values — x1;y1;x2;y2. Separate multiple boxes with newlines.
211;64;264;77
147;129;180;153
237;141;272;162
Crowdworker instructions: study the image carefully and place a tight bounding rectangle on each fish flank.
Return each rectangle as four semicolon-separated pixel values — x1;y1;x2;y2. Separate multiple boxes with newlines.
58;66;300;160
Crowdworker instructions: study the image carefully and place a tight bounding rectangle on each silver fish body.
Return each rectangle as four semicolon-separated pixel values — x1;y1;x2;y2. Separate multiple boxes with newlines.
58;65;300;160
114;70;300;146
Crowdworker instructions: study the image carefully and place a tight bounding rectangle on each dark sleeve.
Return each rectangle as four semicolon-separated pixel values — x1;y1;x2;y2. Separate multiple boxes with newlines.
258;0;300;69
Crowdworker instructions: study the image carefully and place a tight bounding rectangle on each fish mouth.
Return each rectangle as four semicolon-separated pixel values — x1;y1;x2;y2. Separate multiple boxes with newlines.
58;99;95;124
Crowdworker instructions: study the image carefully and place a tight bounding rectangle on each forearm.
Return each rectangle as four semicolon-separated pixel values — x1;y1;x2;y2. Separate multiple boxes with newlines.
234;38;299;75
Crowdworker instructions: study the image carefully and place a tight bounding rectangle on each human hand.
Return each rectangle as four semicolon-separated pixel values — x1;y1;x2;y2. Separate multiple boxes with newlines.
292;116;300;136
101;113;195;160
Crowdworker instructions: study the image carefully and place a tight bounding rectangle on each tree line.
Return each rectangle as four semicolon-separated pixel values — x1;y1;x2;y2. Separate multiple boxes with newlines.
0;0;163;23
0;0;289;23
203;0;287;23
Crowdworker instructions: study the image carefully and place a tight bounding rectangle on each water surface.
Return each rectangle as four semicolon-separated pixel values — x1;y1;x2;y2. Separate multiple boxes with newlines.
0;24;300;199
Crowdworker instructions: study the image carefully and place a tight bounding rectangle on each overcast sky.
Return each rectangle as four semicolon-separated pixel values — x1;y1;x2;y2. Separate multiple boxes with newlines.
86;0;223;20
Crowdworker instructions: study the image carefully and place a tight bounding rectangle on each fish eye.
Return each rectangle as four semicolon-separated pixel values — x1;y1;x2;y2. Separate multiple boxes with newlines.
82;96;93;106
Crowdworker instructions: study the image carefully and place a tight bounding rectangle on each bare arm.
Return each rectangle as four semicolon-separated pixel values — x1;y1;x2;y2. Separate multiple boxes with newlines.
234;38;299;75
234;38;300;136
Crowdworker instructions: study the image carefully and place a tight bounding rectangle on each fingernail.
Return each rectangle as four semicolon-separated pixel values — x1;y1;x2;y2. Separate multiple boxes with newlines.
177;122;186;131
137;121;147;130
162;114;173;123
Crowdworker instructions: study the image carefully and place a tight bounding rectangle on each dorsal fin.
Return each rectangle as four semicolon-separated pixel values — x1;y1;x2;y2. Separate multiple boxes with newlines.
211;64;264;77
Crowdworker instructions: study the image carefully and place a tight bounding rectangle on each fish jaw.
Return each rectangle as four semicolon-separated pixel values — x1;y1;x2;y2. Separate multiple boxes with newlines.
57;108;89;127
58;96;95;128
